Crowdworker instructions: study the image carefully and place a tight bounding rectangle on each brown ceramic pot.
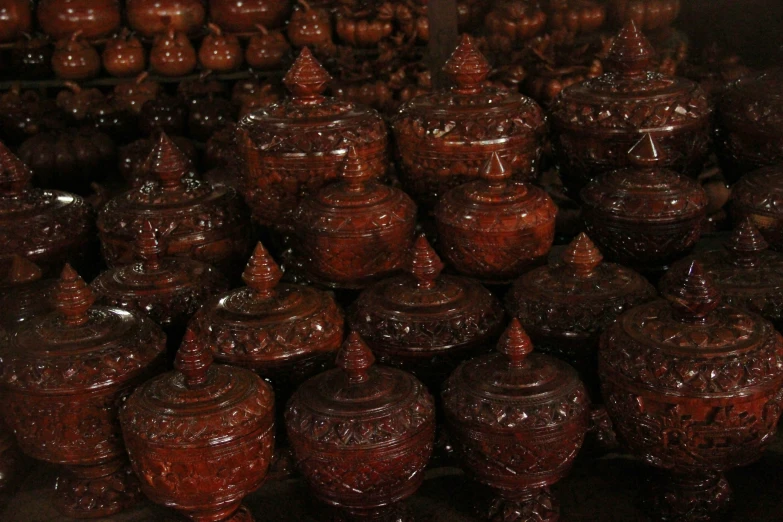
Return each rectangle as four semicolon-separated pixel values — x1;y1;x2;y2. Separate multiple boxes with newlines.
189;242;344;403
506;233;656;400
0;256;56;331
443;319;590;522
435;152;557;283
716;68;783;182
286;0;332;49
391;34;546;207
0;265;166;518
113;73;162;115
102;29;146;78
51;31;101;80
126;0;206;37
0;142;95;277
610;0;680;31
599;261;783;521
731;164;783;252
209;0;291;32
293;147;417;290
545;0;606;34
150;29;198;77
348;234;506;392
121;329;275;522
97;133;252;277
660;219;783;332
245;24;290;70
549;22;711;194
199;23;243;72
237;47;388;231
0;0;31;42
37;0;120;39
581;134;708;274
286;332;436;521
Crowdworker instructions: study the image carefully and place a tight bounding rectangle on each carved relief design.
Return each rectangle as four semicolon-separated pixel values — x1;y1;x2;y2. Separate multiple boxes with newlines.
54;459;143;518
731;166;783;216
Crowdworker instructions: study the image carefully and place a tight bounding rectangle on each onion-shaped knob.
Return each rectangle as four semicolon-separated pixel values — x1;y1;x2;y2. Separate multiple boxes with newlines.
336;332;375;385
497;319;534;369
54;264;94;327
242;242;283;299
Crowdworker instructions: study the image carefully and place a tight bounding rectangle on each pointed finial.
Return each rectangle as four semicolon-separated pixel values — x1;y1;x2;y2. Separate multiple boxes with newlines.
242;242;283;298
174;328;214;388
54;264;94;327
340;146;372;190
0;141;33;196
134;221;164;271
283;47;331;102
726;218;768;268
6;256;42;285
481;152;512;188
146;132;193;190
562;233;603;277
605;21;655;74
497;319;534;368
336;332;375;385
443;34;491;93
628;133;665;168
410;234;443;289
663;260;720;321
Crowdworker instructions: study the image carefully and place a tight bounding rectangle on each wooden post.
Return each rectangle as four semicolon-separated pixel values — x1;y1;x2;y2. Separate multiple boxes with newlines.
427;0;459;89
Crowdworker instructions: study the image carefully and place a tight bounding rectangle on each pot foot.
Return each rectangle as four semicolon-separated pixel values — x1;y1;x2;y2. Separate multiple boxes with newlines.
224;505;254;522
336;503;413;522
54;458;142;519
644;472;732;522
488;487;559;522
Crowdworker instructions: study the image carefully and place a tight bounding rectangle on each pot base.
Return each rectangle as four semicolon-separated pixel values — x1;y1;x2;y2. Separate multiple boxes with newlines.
488;487;559;522
54;458;142;519
643;471;732;522
335;503;413;522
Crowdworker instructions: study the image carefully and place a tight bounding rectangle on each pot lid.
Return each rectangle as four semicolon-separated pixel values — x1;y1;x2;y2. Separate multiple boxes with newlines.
121;328;274;447
295;147;416;235
602;261;783;395
392;34;545;141
91;220;227;302
444;319;585;407
237;47;387;154
507;233;656;335
550;21;710;131
0;264;166;394
285;332;435;446
350;234;505;350
436;152;556;232
718;67;783;132
192;242;344;363
581;134;707;220
731;164;783;217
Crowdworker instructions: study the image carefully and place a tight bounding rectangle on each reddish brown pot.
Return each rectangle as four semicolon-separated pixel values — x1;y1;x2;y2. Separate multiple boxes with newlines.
199;23;243;72
660;219;783;332
286;332;436;521
113;73;162;115
187;95;237;142
139;94;188;136
715;68;783;182
17;127;116;196
0;0;31;43
121;329;274;522
392;34;546;207
581;134;708;274
237;48;388;231
293;148;417;290
334;1;393;48
0;265;166;518
0;142;95;277
549;22;711;194
545;0;606;34
126;0;206;37
150;29;197;77
348;234;506;392
37;0;120;39
484;0;547;51
443;319;590;521
731;164;783;252
610;0;680;31
506;233;655;400
435;152;557;284
55;81;105;122
189;242;344;410
51;31;101;80
245;24;290;70
0;256;56;331
0;85;63;145
92;220;228;349
9;34;52;80
97;133;252;277
209;0;291;32
286;0;332;48
599;261;783;521
103;29;146;78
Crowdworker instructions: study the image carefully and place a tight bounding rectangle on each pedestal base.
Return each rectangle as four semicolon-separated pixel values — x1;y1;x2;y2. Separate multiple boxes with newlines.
643;472;732;522
54;458;142;519
223;505;254;522
488;488;559;522
334;503;413;522
0;428;24;494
